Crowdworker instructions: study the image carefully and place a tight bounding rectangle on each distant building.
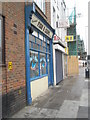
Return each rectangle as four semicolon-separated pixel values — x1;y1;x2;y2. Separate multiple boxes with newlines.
66;7;79;75
44;0;68;84
77;35;86;60
1;2;55;117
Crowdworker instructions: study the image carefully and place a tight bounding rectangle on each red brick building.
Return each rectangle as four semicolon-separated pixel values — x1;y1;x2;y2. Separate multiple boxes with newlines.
0;2;55;118
1;2;26;117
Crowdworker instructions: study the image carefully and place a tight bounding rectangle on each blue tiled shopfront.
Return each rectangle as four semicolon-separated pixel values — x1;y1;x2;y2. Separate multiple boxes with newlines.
25;3;55;104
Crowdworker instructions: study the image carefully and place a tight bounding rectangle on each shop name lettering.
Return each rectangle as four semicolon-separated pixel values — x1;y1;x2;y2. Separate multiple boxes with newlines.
37;21;50;36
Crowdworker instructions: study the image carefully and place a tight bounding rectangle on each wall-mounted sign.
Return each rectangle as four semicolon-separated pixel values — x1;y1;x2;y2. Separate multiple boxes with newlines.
54;35;60;41
65;47;69;55
65;35;73;42
8;62;12;70
31;14;53;39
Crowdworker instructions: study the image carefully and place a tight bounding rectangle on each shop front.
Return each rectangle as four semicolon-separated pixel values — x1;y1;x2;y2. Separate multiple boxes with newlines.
25;3;55;104
53;35;67;85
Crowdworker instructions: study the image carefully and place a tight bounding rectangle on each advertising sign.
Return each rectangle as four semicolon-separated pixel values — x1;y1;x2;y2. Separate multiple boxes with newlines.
31;14;53;39
65;35;73;42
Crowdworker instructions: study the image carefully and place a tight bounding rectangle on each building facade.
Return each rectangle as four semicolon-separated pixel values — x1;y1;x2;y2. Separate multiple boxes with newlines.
32;0;68;84
1;2;26;117
1;2;55;118
66;7;79;76
25;2;55;102
45;0;68;85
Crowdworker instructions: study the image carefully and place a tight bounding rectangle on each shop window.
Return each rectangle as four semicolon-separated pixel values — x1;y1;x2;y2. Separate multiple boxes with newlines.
47;44;50;52
40;53;46;75
39;33;43;40
0;19;1;64
47;40;49;44
33;43;38;50
36;37;41;45
47;54;50;74
0;16;5;65
29;33;50;80
30;51;39;78
29;34;35;42
32;30;38;37
42;41;46;47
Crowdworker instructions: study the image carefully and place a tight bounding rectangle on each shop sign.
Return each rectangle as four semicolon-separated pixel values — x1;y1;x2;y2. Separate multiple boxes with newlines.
65;47;69;55
54;35;60;41
65;35;73;42
31;14;53;39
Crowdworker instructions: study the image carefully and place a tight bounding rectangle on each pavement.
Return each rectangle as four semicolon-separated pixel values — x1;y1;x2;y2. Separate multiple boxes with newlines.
11;67;89;118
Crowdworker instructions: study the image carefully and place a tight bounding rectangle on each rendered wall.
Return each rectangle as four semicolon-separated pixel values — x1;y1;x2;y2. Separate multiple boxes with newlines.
31;76;48;100
67;56;79;76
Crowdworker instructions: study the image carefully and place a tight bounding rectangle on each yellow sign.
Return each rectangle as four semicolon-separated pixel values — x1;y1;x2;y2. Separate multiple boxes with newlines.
65;47;69;55
65;35;73;42
8;62;12;70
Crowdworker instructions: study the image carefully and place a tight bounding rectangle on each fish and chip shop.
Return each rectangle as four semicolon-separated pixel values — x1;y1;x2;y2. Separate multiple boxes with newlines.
25;3;55;104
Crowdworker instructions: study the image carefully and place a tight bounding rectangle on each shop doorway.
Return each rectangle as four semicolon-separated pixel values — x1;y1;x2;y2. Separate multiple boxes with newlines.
56;50;63;84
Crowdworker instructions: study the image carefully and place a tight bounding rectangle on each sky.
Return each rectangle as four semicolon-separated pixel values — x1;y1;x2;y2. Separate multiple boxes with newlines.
65;0;89;52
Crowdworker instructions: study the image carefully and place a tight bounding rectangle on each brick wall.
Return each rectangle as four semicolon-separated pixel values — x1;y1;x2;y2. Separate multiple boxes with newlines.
2;2;26;117
45;0;51;24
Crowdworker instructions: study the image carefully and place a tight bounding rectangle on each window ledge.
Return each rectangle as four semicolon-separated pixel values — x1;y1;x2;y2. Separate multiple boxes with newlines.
0;64;6;67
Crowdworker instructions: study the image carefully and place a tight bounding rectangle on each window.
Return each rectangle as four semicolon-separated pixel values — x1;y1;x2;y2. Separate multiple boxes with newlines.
0;16;4;65
53;7;56;28
43;0;45;14
0;18;1;64
39;33;43;40
40;53;46;75
30;51;39;78
47;54;50;74
34;0;45;14
29;33;50;80
32;30;38;37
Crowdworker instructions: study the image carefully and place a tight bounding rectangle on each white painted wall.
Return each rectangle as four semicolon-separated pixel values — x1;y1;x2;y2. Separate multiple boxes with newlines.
31;76;48;100
62;53;65;78
51;0;67;42
53;46;56;85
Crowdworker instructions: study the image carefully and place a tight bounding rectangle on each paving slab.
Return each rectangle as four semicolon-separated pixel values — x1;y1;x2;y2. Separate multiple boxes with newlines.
56;100;79;118
80;89;88;107
77;106;88;118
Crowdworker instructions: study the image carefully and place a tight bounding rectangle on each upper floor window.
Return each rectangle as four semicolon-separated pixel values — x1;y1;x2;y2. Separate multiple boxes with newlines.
34;0;45;14
0;16;5;65
0;16;2;65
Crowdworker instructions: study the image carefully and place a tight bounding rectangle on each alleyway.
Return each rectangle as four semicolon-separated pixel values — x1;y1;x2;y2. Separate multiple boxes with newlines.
12;67;89;118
